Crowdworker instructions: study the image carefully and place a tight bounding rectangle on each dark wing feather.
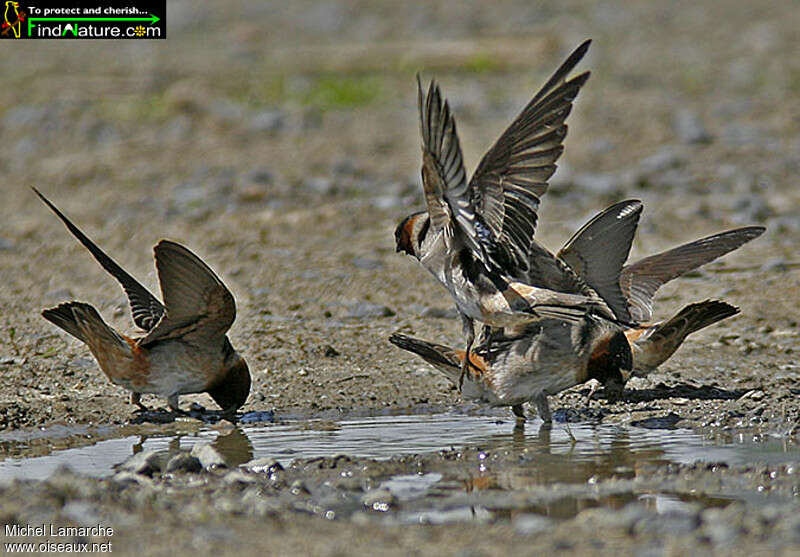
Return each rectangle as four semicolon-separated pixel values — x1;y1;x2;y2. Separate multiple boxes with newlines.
558;200;643;321
621;226;765;322
137;240;235;347
467;40;592;275
417;76;487;263
33;187;165;331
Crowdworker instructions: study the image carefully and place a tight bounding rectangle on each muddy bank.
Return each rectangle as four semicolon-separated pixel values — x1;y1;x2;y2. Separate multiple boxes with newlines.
2;439;800;556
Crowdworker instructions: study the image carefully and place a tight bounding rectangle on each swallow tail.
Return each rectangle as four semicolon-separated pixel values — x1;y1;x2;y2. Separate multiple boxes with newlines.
389;333;462;383
630;299;739;374
42;301;126;350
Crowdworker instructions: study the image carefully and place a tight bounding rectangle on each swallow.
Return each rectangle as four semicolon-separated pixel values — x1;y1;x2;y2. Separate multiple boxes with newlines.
395;40;618;383
34;188;250;415
389;312;632;423
556;210;764;382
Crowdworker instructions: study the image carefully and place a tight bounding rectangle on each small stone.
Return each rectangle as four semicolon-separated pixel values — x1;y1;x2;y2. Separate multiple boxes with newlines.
223;469;257;484
0;238;14;251
190;443;228;469
116;451;163;476
290;479;310;495
303;177;335;195
420;306;458;319
165;452;202;474
248;110;285;134
344;302;395;319
513;513;555;535
247;168;274;185
731;194;773;223
351;257;383;270
361;488;395;510
763;258;789;272
243;457;283;475
673;109;712;144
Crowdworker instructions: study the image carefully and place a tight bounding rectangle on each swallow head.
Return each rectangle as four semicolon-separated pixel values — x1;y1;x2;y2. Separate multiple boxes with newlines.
394;211;429;259
207;347;251;414
586;328;632;399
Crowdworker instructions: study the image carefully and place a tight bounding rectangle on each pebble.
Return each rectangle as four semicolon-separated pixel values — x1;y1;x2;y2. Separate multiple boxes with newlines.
351;257;383;270
513;513;555;535
243;457;284;475
165;452;203;474
116;451;164;476
248;110;285;135
344;302;395;319
762;258;789;272
420;306;458;319
361;488;396;510
731;194;773;223
673;109;712;144
190;443;228;469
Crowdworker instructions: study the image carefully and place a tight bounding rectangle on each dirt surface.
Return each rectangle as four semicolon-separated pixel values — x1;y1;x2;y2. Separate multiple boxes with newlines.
1;0;799;554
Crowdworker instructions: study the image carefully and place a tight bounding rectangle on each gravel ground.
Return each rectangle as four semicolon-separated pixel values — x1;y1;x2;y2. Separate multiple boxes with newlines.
1;0;799;554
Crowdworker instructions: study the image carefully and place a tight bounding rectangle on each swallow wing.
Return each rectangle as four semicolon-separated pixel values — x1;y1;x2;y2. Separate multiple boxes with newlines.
557;200;643;322
621;226;764;322
417;76;476;255
33;187;165;331
467;40;592;275
137;240;236;347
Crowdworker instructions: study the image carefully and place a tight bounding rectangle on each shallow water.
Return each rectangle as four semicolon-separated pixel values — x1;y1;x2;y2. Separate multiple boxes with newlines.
1;413;797;482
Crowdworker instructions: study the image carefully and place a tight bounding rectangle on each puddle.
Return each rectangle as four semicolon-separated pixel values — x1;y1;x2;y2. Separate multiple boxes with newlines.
1;413;797;483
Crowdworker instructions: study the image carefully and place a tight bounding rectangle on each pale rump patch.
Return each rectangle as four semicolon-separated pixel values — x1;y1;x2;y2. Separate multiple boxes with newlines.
624;327;648;343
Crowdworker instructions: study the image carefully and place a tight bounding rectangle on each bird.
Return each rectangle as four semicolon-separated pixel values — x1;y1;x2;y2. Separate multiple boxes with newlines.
395;40;619;385
552;205;764;383
34;188;251;415
2;1;21;38
389;312;632;424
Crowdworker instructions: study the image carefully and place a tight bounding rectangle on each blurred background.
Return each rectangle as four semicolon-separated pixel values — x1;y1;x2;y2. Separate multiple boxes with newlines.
0;0;798;422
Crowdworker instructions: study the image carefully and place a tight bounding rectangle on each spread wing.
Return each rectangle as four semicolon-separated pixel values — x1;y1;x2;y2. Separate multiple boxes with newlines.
621;226;765;322
137;240;236;347
417;40;592;275
468;39;592;275
33;187;165;331
417;76;485;264
558;200;643;321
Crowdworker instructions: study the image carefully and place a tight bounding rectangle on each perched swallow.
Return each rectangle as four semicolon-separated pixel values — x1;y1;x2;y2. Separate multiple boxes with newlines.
34;188;250;415
557;213;764;381
389;313;632;423
395;40;616;381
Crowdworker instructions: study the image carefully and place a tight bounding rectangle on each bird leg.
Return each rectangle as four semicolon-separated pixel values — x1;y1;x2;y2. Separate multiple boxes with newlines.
511;404;526;422
130;392;148;412
584;379;601;405
459;314;475;392
533;392;552;424
167;394;185;414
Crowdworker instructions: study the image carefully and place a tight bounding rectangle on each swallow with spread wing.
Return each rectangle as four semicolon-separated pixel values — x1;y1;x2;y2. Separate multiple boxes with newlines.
34;188;250;415
552;201;764;385
395;40;618;384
